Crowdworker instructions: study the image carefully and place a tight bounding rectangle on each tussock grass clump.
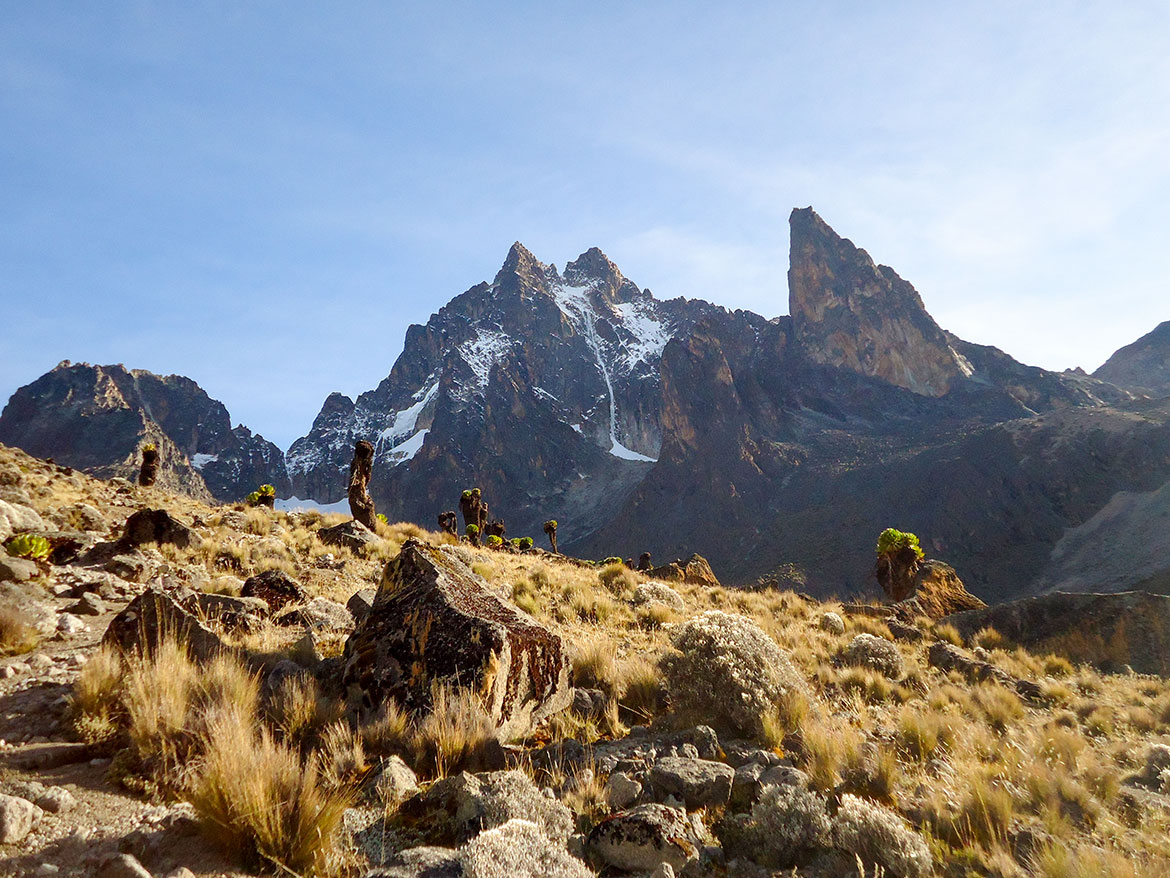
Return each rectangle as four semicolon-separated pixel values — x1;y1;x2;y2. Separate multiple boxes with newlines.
70;646;125;746
571;638;619;695
760;688;811;750
191;706;353;876
0;605;41;656
597;561;636;596
971;682;1024;734
617;655;666;723
897;708;954;762
411;683;499;779
931;771;1014;848
360;700;412;758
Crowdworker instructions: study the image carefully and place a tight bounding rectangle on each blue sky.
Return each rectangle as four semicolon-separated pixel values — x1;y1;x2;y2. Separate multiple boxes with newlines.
3;2;1168;449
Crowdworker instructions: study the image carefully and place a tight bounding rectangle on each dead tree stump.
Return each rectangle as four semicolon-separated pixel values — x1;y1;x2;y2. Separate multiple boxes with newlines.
348;440;377;531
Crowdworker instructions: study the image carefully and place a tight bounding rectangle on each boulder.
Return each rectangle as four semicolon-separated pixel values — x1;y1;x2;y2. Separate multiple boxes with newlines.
587;804;699;873
120;508;201;550
195;592;270;620
275;596;354;632
319;519;379;552
371;755;420;806
839;634;903;678
647;757;734;810
890;560;986;620
367;846;462;878
946;590;1170;676
96;853;153;878
647;554;720;588
460;818;593;878
0;499;48;543
604;772;643;810
0;794;40;845
397;770;574;846
104;554;148;582
102;586;226;661
347;587;377;622
0;555;38;583
66;591;106;616
240;569;306;612
343;540;571;737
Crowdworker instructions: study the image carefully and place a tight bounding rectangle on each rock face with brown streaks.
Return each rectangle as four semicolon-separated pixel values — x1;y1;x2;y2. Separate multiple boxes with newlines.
789;206;971;397
341;539;571;738
648;553;721;588
887;560;987;620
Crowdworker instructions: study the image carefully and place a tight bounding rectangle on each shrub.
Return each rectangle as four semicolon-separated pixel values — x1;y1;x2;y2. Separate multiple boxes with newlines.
466;524;480;536
518;537;533;550
0;605;41;657
875;528;923;560
572;639;619;696
833;793;933;878
839;634;903;678
598;561;635;595
617;656;666;722
661;611;808;738
259;484;276;497
459;818;592;878
411;683;499;779
4;533;50;561
485;535;503;548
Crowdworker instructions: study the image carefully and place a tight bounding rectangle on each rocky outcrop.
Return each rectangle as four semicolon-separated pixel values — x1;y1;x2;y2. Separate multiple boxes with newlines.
1094;320;1170;397
888;560;986;620
789;207;971;397
946;591;1170;676
647;554;720;588
586;804;699;873
102;587;226;661
341;539;571;737
0;362;288;503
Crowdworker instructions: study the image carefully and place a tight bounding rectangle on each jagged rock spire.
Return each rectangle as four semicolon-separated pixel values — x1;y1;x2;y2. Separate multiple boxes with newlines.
788;207;970;397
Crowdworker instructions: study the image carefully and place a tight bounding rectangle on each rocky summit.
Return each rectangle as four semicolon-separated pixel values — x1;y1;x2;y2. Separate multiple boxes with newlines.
0;362;288;504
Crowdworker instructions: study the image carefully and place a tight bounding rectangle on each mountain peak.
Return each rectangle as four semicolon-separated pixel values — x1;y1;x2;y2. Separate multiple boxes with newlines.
788;207;970;397
1094;319;1170;396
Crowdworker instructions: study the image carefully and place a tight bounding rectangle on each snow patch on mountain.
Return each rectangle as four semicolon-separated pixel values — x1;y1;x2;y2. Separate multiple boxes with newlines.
615;300;670;371
191;453;218;470
377;378;438;452
385;428;428;464
460;329;514;387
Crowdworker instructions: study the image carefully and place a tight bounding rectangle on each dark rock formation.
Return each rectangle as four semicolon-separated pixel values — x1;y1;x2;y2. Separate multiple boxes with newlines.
0;362;288;503
945;591;1170;676
103;587;225;661
437;511;458;537
319;519;378;552
341;539;571;737
1094;320;1170;397
241;570;306;613
347;440;377;531
120;509;201;551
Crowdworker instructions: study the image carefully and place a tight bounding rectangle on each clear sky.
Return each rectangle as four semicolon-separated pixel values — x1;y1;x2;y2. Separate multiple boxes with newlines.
3;2;1168;449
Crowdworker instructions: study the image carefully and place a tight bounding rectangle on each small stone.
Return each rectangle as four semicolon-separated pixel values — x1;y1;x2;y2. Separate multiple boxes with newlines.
605;772;644;810
33;787;76;814
0;555;38;583
97;853;154;878
66;592;105;616
56;614;88;635
0;794;41;844
0;666;15;679
37;865;60;876
162;869;196;878
372;755;420;806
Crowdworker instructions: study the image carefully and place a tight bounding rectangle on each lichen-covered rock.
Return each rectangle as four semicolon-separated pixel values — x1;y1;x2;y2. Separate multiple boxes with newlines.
586;804;699;873
819;612;845;635
366;846;462;878
343;540;571;737
275;596;354;632
102;586;225;661
647;757;734;810
398;770;574;847
120;508;201;550
661;611;807;737
372;755;420;806
632;582;686;611
460;818;594;878
0;555;38;583
604;772;643;810
831;794;932;878
840;634;903;678
0;499;48;543
240;569;306;612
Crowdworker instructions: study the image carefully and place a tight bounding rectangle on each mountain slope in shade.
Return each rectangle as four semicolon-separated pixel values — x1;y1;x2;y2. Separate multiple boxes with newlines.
1094;320;1170;397
287;244;718;541
0;362;289;503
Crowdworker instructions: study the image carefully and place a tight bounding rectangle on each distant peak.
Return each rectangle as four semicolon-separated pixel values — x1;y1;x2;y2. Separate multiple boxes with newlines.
493;241;553;291
564;247;624;295
501;241;540;272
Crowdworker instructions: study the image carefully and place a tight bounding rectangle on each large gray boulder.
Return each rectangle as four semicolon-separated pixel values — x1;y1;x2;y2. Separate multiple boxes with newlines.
647;757;734;810
0;499;47;543
343;540;571;738
586;804;700;873
102;586;225;661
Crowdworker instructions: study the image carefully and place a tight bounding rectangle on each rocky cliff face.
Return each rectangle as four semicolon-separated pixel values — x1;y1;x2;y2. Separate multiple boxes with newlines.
287;244;716;540
1094;320;1170;397
575;209;1160;601
0;362;289;503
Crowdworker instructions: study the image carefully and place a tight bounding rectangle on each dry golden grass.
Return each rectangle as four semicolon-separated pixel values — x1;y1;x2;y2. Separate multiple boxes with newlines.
0;605;41;656
410;683;499;779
